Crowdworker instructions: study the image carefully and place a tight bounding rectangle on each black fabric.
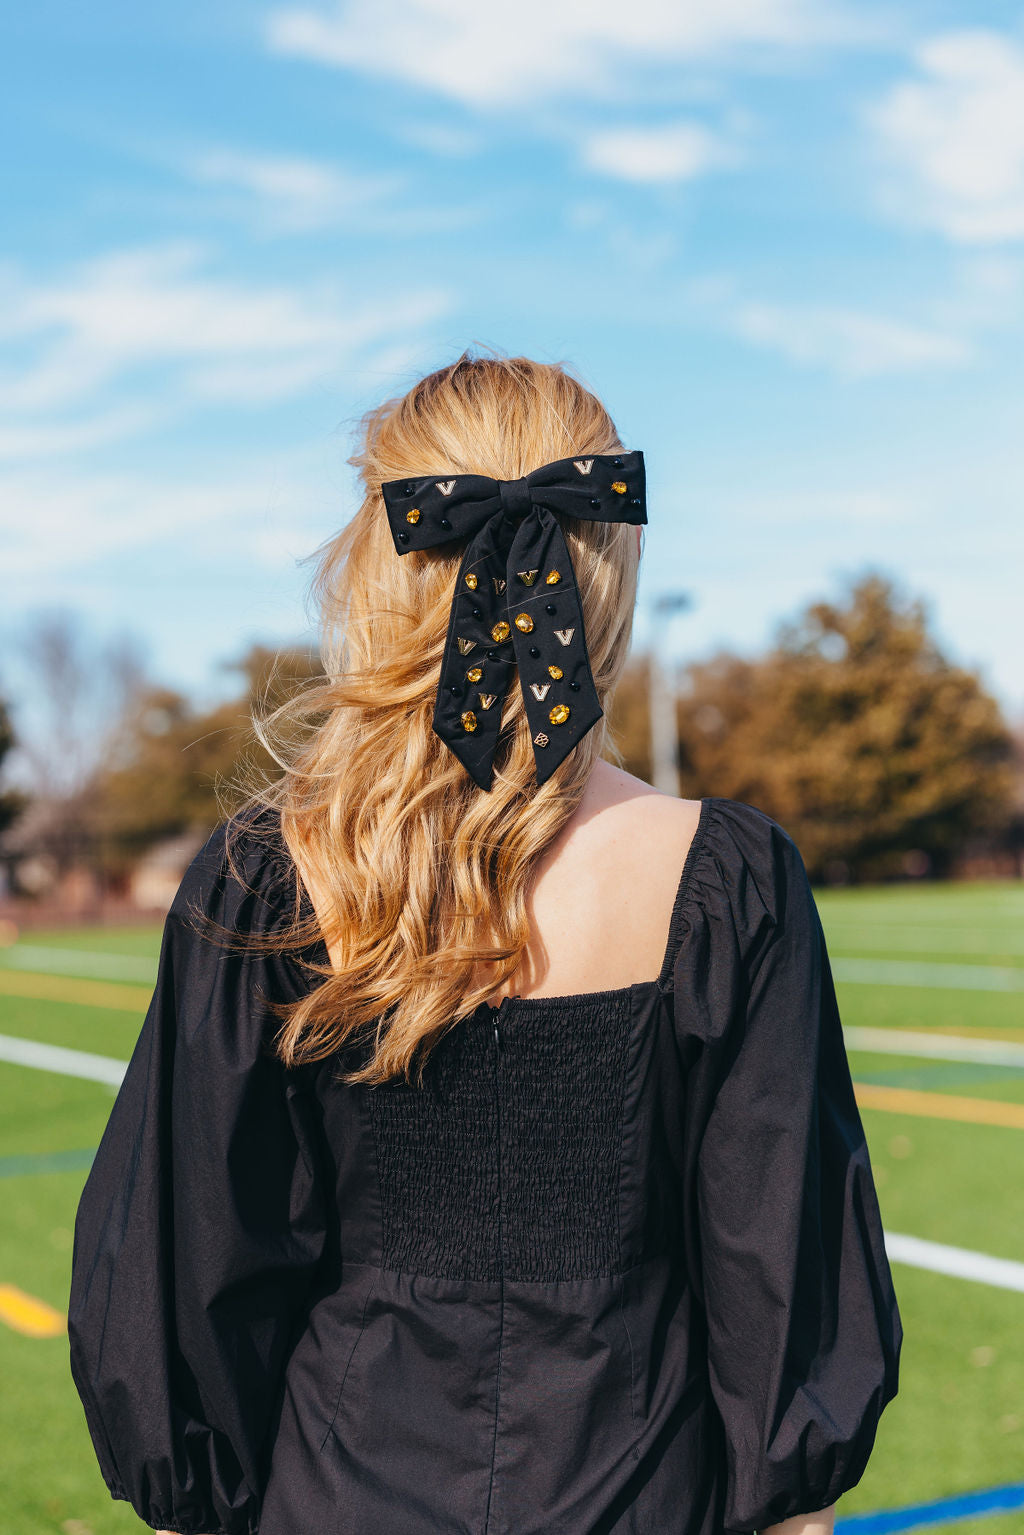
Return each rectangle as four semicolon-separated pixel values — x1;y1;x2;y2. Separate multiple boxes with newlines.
68;797;902;1535
380;452;647;790
369;987;632;1282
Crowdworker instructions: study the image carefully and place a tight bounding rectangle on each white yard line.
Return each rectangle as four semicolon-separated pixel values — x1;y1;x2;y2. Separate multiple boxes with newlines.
0;944;157;983
844;1026;1024;1068
885;1231;1024;1293
0;1033;126;1086
832;957;1024;992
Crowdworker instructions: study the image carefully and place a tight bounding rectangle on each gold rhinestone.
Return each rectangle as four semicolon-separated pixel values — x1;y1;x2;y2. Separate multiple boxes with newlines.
491;620;510;643
545;570;561;585
533;731;550;747
461;710;478;732
514;613;534;633
464;573;478;590
548;664;563;680
466;666;483;682
549;703;570;725
406;507;421;523
611;481;627;495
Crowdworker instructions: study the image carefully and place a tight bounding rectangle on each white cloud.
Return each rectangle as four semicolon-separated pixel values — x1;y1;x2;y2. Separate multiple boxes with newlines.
727;299;971;376
582;121;736;183
0;241;451;441
0;459;331;579
265;0;860;109
869;30;1024;243
184;147;400;232
0;405;165;464
397;122;481;157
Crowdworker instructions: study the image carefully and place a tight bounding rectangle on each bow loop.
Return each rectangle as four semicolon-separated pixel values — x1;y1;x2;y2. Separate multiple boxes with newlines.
381;451;646;789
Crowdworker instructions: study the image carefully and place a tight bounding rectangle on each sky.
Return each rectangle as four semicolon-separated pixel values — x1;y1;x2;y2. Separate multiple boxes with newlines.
2;0;1023;736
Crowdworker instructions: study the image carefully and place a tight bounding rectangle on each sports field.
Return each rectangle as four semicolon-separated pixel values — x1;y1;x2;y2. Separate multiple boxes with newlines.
1;880;1023;1534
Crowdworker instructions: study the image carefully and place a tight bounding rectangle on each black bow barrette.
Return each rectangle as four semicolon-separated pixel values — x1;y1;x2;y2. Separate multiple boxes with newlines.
381;451;646;790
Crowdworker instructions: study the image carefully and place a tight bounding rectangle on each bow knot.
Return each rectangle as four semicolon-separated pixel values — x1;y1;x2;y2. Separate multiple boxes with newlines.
381;451;646;790
499;476;533;523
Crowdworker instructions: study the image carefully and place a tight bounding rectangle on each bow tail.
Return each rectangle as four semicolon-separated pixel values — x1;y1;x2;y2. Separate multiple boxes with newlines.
431;517;518;790
507;507;603;787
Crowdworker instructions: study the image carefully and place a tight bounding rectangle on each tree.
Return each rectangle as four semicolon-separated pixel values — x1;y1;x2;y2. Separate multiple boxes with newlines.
80;641;323;880
0;695;27;839
674;572;1015;881
0;611;153;877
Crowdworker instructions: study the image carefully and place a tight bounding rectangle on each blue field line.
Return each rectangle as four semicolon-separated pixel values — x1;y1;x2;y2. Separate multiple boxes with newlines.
837;1480;1024;1531
0;1147;97;1178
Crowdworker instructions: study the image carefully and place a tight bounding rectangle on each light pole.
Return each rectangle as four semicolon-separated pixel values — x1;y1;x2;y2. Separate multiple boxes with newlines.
648;592;692;799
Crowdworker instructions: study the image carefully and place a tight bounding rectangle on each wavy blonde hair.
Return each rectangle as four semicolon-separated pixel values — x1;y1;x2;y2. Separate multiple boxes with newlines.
230;350;643;1087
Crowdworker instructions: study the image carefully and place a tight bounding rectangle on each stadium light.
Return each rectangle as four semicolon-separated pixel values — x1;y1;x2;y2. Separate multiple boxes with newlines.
648;591;693;799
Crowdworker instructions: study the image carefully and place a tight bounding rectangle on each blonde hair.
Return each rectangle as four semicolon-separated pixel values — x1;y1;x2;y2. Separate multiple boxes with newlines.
231;350;643;1087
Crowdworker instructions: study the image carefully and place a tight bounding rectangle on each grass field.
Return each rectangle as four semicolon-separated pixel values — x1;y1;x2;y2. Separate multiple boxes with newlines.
1;881;1023;1533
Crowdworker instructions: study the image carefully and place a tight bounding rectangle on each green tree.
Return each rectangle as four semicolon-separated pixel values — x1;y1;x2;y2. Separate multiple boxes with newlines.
674;572;1015;880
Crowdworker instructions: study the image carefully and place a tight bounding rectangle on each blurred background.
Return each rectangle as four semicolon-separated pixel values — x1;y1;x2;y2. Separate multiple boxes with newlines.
1;2;1023;1531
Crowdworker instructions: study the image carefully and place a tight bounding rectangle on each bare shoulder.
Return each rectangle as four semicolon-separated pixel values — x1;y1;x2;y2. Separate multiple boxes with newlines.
583;761;702;847
522;763;705;990
555;761;704;889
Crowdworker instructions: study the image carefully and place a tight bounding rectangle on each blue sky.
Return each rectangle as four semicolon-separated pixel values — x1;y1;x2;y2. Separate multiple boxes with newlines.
2;0;1023;732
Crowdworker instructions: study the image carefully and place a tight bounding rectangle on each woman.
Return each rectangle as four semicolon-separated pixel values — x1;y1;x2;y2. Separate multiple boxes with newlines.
68;352;902;1535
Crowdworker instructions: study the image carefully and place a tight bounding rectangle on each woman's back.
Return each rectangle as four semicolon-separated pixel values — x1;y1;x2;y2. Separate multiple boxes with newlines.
69;792;902;1535
471;763;704;1004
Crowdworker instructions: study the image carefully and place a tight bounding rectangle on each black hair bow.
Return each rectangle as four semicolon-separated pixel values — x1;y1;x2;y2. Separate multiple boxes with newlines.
381;451;646;790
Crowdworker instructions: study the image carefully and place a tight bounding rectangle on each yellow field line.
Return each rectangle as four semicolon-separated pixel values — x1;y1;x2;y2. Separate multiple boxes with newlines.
0;970;151;1012
0;1283;66;1338
854;1081;1024;1129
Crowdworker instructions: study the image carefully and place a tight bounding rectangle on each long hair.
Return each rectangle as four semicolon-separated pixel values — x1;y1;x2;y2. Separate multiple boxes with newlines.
225;350;643;1087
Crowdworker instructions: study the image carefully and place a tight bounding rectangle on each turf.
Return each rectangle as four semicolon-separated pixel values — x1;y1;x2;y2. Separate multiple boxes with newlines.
1;878;1022;1531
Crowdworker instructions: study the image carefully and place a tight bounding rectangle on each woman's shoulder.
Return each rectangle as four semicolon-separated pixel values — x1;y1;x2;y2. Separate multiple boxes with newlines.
682;795;817;944
701;795;804;861
168;803;296;932
588;766;803;875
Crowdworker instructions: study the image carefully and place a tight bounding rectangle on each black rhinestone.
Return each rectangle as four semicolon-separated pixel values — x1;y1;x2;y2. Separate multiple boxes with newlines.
631;497;641;507
487;649;500;660
450;684;460;695
398;531;410;543
529;646;540;658
590;497;601;509
472;607;483;619
612;457;623;467
569;681;580;691
440;517;452;530
545;603;556;614
404;482;416;496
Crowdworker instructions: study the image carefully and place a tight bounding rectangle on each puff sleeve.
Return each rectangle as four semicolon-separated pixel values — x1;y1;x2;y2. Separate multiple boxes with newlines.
676;802;902;1533
67;815;330;1535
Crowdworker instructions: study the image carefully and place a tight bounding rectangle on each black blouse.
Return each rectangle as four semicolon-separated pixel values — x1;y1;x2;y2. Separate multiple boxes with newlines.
68;796;902;1535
